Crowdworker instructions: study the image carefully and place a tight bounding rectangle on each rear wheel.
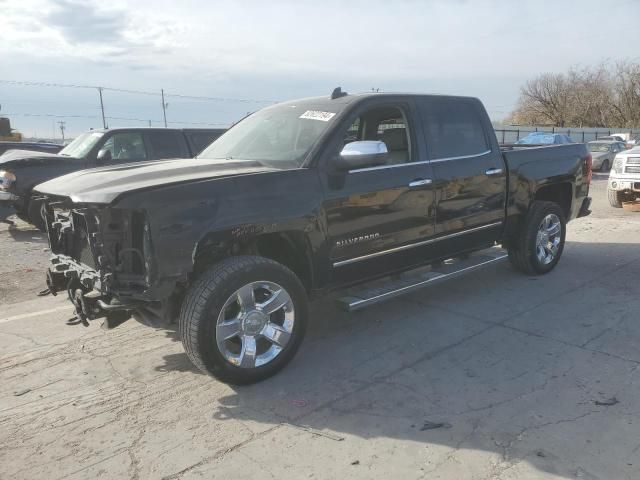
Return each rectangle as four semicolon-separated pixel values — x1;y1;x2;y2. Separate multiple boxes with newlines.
600;159;610;172
508;201;566;275
607;189;624;208
179;256;308;384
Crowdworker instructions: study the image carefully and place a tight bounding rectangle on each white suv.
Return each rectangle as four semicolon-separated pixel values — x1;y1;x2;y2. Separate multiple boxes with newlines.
608;146;640;207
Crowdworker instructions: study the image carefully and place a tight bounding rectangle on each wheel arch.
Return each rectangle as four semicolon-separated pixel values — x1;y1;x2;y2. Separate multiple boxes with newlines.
191;230;315;292
533;182;572;219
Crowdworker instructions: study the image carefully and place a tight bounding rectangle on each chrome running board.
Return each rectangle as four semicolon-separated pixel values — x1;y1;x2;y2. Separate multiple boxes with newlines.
335;247;508;312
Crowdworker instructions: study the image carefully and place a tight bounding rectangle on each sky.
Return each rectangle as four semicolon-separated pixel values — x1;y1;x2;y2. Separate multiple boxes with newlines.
1;0;639;138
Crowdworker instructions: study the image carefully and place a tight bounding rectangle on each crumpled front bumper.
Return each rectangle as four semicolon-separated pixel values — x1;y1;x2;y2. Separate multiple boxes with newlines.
47;254;144;327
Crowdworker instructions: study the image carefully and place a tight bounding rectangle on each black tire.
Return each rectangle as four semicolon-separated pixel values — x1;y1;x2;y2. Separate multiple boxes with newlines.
600;159;610;172
507;201;566;275
607;189;624;208
179;255;308;384
26;198;46;231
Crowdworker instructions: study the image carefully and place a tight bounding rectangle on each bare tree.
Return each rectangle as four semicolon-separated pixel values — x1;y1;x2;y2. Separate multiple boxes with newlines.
517;73;571;126
611;61;640;128
508;61;640;129
567;64;613;128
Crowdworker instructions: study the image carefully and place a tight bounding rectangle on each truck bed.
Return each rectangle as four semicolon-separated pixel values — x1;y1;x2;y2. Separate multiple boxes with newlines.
500;142;591;222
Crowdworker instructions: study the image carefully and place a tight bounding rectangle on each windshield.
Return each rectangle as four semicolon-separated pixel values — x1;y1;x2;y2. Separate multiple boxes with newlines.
59;132;104;158
516;133;556;144
198;103;340;168
588;143;610;152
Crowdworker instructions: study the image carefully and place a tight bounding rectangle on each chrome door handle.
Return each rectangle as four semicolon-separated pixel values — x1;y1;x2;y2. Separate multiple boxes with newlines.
485;168;503;176
408;179;433;187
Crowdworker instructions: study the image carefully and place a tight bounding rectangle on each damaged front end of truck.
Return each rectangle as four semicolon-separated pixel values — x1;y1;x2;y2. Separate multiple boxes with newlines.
43;197;156;328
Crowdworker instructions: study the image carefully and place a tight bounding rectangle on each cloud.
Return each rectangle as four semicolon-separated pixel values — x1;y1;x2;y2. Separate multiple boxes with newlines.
46;0;125;45
0;0;183;65
1;0;639;136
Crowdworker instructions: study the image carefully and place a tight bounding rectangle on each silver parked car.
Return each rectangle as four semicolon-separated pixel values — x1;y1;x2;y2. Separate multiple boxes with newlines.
587;140;626;171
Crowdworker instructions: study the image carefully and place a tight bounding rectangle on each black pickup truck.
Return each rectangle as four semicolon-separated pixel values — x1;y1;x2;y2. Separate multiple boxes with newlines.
0;127;225;228
35;91;592;384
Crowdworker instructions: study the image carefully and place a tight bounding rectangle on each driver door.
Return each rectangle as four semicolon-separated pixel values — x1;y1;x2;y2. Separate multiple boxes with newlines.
320;99;436;285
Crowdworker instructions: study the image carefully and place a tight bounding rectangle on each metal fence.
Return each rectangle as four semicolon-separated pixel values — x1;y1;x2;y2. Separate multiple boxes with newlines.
494;126;640;144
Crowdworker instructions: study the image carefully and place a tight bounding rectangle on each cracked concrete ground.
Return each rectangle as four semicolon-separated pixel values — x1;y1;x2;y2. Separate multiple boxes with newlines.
1;173;639;479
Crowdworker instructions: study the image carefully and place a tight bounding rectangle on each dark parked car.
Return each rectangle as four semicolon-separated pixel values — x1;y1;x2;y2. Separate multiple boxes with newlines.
0;141;62;156
0;128;225;228
515;132;574;145
36;91;592;384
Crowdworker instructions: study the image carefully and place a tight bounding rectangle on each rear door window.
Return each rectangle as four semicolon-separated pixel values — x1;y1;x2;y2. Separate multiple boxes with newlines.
420;99;489;159
145;131;189;159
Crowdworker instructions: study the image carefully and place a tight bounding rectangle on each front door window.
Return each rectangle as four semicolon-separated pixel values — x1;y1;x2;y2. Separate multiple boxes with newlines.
101;133;147;162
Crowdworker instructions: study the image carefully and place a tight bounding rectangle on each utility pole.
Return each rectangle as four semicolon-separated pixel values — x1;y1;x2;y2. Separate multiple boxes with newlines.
57;121;66;142
161;89;168;127
98;87;107;129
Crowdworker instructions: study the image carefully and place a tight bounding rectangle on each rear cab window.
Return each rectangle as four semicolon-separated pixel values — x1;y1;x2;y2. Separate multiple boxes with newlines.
419;98;490;160
188;131;223;155
145;131;189;159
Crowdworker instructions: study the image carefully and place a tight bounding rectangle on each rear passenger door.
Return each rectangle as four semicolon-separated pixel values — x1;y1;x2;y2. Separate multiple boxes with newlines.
145;131;190;160
418;97;506;249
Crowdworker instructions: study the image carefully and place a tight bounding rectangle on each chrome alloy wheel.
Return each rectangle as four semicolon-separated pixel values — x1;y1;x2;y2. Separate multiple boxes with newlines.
216;281;295;368
535;213;562;265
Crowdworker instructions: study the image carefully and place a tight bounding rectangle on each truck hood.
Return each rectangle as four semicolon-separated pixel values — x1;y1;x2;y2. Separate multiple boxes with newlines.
34;157;278;204
0;149;77;168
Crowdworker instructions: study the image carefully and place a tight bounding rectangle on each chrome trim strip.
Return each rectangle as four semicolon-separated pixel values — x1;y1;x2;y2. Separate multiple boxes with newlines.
350;159;430;173
408;179;432;187
349;150;492;173
332;221;503;267
429;150;492;163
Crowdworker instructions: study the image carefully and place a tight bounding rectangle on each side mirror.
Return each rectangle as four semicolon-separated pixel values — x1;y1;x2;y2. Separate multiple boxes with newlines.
334;141;388;171
96;148;112;164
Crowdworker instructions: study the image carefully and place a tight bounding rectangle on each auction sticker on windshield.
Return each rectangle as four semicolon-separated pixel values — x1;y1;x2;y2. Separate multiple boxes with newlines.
299;110;336;121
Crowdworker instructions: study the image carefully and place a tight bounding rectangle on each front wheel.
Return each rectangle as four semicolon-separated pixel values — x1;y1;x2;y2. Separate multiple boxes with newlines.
179;256;308;384
607;188;624;208
27;198;46;231
508;201;566;275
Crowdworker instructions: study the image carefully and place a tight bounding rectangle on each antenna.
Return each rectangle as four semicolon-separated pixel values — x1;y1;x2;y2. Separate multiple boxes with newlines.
331;87;348;100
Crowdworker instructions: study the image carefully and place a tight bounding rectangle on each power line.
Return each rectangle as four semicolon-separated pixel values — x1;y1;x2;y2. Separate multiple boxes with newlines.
2;112;229;126
0;79;277;104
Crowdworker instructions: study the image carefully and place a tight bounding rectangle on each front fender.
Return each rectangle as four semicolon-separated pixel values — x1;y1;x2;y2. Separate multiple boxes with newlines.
114;168;326;298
